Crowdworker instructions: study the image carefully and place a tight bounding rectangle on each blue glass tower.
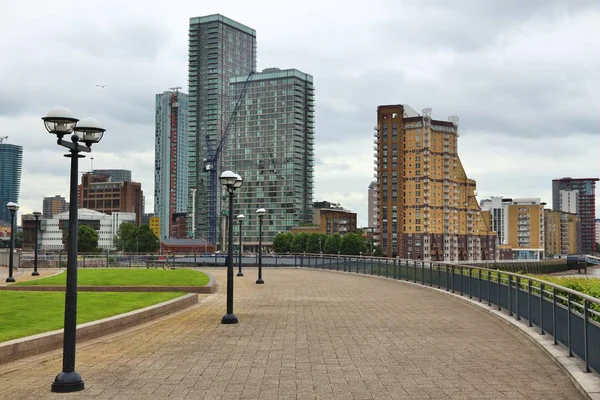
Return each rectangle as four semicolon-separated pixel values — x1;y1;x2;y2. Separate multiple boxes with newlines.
0;143;23;224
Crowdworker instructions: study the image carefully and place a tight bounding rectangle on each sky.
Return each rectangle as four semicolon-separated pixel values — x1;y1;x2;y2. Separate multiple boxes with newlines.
1;0;599;227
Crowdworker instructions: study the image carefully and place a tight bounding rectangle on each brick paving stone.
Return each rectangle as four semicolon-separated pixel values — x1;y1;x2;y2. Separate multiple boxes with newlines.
0;267;586;399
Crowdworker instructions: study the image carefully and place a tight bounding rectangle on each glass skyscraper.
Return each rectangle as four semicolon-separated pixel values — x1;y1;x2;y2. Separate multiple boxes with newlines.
0;143;23;224
228;68;315;247
155;90;189;239
188;14;256;243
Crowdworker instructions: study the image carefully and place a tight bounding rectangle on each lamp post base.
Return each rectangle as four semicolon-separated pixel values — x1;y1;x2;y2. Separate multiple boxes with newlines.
256;278;264;284
221;313;239;324
51;371;84;393
32;271;40;276
5;277;15;283
236;272;244;277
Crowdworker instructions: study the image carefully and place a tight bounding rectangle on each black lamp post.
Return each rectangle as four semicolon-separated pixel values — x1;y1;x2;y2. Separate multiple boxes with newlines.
236;214;244;277
256;208;266;284
5;202;19;283
43;106;105;393
220;170;243;324
32;211;41;276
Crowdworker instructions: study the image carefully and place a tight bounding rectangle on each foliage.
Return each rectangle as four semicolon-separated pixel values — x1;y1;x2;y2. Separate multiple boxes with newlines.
341;233;367;255
290;233;309;253
16;268;210;287
305;233;326;253
535;276;600;300
298;222;318;227
114;223;159;252
78;225;99;252
0;291;183;342
273;232;293;253
323;234;342;254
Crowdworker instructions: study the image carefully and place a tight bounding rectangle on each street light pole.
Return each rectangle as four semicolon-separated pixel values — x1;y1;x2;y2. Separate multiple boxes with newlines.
190;188;197;238
5;202;19;283
256;208;266;284
43;107;105;393
33;211;41;276
220;171;243;324
237;214;244;277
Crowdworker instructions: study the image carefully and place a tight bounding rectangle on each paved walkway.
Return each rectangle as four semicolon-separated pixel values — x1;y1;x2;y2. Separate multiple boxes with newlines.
0;268;583;399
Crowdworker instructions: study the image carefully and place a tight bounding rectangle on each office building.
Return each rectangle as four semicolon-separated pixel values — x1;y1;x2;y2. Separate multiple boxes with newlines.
374;105;497;261
552;177;598;254
39;209;135;251
188;14;257;244
79;173;143;225
545;210;579;256
154;90;189;239
92;169;132;182
43;195;67;219
228;68;314;248
0;141;23;224
368;181;378;229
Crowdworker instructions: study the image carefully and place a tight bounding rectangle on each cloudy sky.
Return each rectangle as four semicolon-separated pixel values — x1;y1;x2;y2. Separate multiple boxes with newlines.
1;0;599;226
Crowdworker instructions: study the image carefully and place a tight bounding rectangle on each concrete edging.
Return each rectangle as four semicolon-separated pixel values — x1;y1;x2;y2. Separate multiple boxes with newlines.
0;293;198;365
307;267;600;400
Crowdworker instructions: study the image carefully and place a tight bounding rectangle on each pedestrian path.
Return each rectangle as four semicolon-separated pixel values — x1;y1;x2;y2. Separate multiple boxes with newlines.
0;268;583;399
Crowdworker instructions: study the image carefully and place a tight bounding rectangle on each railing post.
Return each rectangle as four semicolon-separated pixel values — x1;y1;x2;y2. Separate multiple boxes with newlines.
459;267;463;296
487;270;491;307
393;258;397;279
477;269;481;302
508;275;513;316
516;277;521;321
446;265;449;291
552;287;557;344
412;261;416;283
527;280;532;327
437;264;441;289
497;272;501;311
468;268;472;299
584;300;589;373
429;262;432;287
567;293;572;357
451;266;455;293
540;283;545;335
128;254;132;268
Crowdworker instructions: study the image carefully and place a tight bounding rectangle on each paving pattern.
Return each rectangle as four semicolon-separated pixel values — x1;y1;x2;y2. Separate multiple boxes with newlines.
0;267;583;399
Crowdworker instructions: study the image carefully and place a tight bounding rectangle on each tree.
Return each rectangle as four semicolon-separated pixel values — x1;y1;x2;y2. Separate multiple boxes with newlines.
273;232;293;253
305;233;323;254
323;233;342;254
290;233;309;253
341;233;367;255
114;222;137;252
135;225;160;252
78;225;99;252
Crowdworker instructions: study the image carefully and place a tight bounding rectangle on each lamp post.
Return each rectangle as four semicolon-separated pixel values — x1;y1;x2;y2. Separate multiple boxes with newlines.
256;208;266;284
5;202;19;283
190;188;197;238
32;211;41;276
236;214;244;277
43;106;105;393
220;171;243;324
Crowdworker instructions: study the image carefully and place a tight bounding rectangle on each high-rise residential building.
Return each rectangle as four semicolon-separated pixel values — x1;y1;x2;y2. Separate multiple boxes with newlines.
552;177;598;254
188;14;257;244
79;173;144;225
43;195;67;219
154;90;189;239
374;105;497;261
368;181;378;228
228;68;314;248
0;141;23;224
92;169;132;182
544;209;579;256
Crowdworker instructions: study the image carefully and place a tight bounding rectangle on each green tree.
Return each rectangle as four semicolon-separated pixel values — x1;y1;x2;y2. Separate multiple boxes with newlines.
78;225;99;252
323;233;342;254
341;233;367;255
305;233;323;253
114;222;137;252
290;233;309;253
135;225;160;252
273;232;293;253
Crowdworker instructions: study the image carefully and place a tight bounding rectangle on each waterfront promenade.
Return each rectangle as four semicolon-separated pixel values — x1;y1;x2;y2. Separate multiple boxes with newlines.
0;267;584;399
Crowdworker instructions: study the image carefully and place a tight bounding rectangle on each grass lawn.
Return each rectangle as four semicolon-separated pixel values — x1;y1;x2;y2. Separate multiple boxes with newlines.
0;291;184;342
15;268;210;287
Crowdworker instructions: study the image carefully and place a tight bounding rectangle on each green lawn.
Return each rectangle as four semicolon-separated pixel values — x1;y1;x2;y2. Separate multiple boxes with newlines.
0;291;184;342
15;268;210;287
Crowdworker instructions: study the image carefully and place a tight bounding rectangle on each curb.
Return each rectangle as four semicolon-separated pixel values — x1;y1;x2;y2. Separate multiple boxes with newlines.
303;268;600;400
0;293;198;365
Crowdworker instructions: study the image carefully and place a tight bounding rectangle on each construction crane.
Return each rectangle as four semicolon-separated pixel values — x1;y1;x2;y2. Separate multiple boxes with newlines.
203;72;254;245
0;136;7;143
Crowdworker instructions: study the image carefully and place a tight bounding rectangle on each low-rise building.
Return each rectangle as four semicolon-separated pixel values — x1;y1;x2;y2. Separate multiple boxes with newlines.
39;208;136;251
291;201;357;236
160;238;215;254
